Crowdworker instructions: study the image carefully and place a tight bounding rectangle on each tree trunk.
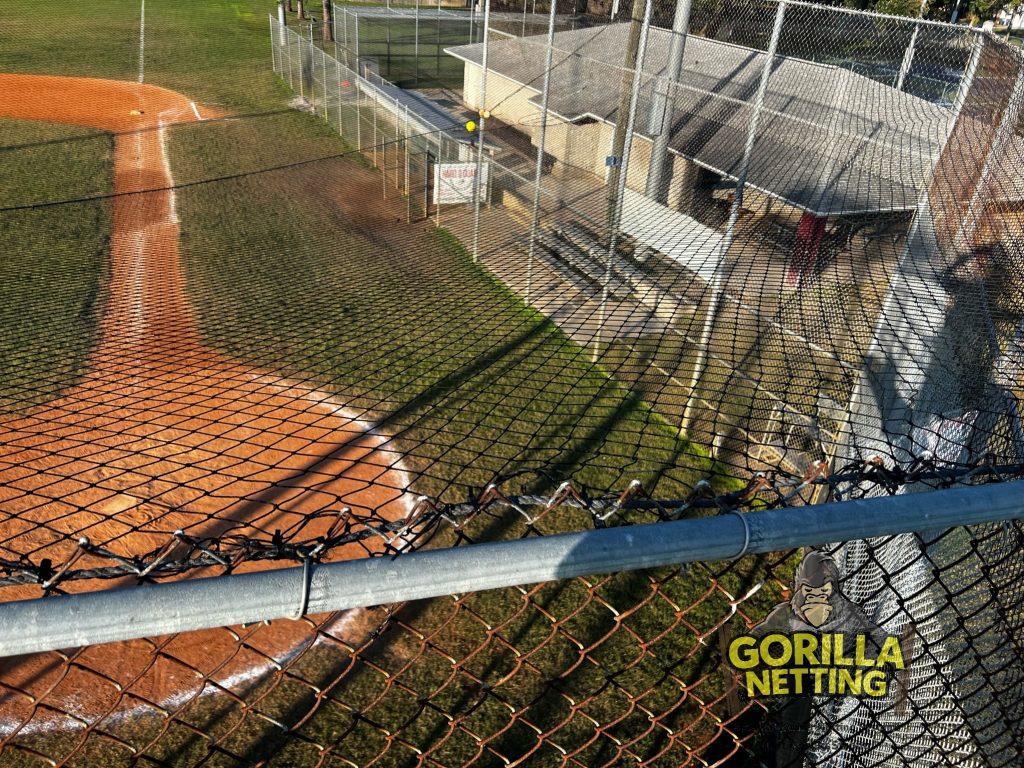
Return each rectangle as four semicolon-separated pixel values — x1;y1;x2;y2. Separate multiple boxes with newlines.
286;0;293;12
297;0;307;20
322;0;334;41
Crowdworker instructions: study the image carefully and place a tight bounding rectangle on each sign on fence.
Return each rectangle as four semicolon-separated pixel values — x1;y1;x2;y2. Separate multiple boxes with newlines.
433;161;489;205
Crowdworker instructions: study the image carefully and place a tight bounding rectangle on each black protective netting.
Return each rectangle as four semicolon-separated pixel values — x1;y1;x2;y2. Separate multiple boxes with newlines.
0;0;1023;765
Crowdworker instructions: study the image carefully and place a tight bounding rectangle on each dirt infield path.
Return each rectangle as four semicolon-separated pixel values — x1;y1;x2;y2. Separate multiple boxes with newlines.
0;74;412;744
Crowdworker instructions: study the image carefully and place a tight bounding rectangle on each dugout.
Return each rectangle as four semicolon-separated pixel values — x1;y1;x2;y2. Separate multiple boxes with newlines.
445;21;962;286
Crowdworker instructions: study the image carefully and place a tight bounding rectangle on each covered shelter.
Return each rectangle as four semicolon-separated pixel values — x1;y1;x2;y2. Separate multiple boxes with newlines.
446;23;960;282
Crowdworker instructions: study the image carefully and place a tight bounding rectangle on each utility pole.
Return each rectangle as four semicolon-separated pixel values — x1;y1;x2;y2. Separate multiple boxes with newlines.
595;0;652;362
645;0;694;203
322;0;333;42
604;0;647;242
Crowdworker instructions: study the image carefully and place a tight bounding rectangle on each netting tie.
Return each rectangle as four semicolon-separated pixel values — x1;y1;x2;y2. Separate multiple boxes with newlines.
294;556;312;620
724;511;751;561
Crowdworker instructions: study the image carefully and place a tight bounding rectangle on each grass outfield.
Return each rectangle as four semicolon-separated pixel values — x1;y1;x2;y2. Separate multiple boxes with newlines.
0;3;767;765
168;108;724;499
0;120;111;413
0;0;284;112
0;0;284;416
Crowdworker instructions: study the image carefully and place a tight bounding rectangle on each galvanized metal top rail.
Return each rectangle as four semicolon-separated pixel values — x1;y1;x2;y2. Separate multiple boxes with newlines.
1;480;1022;658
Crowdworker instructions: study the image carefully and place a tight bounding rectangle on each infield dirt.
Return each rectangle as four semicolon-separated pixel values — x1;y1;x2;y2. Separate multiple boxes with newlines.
0;74;413;739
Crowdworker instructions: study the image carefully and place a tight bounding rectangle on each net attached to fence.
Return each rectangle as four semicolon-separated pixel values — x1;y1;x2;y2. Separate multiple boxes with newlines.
1;0;1023;764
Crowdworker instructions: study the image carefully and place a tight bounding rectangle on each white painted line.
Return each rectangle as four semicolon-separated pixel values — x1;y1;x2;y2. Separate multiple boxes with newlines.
246;373;418;518
128;230;146;340
0;611;361;737
190;101;203;121
138;0;145;84
157;117;180;225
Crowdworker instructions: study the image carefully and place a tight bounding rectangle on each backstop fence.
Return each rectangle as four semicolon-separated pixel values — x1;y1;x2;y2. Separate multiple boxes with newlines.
0;0;1023;765
279;3;1024;765
2;465;1024;767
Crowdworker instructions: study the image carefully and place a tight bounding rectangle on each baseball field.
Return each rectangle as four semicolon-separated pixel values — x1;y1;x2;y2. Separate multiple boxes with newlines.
0;1;758;764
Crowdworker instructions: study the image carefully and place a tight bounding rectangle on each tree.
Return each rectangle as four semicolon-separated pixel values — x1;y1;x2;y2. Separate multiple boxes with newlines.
965;0;1001;24
876;0;923;16
322;0;333;42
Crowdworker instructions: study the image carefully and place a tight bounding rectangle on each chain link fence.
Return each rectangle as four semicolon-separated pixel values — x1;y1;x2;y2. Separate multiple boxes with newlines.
1;465;1023;766
0;0;1022;764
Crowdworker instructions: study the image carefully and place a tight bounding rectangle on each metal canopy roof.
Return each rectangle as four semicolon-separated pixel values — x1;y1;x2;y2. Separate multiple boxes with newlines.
446;24;955;217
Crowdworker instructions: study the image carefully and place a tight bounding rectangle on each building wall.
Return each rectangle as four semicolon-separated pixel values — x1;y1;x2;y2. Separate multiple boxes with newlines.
460;62;805;227
462;63;544;142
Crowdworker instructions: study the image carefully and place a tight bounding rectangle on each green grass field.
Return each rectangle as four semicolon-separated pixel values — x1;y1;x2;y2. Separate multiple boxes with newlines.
168;106;722;499
0;3;767;765
0;120;112;413
1;0;723;498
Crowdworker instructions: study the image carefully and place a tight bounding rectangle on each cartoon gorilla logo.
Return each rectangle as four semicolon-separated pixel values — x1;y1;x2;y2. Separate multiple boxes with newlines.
751;550;885;642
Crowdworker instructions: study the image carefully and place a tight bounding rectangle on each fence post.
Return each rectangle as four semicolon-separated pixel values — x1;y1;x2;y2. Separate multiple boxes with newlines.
342;59;350;142
299;31;306;99
288;29;296;90
952;31;984;117
594;0;653;363
526;0;559;303
354;79;361;149
321;46;329;118
270;15;278;74
896;20;920;92
680;0;788;438
471;0;492;263
435;136;442;227
405;105;411;223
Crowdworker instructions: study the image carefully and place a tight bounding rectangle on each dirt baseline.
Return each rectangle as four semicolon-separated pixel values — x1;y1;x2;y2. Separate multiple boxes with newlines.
0;74;412;746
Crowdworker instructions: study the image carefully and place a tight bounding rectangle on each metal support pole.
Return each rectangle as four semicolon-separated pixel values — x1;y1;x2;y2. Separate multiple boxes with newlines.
952;32;984;117
342;58;350;141
288;28;296;90
525;0;558;303
896;22;920;92
342;6;349;63
680;0;787;437
471;0;492;263
373;88;379;167
644;0;693;203
2;480;1022;657
270;14;279;74
435;136;442;227
594;0;653;362
356;79;362;149
321;46;329;119
415;0;420;87
405;106;412;223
